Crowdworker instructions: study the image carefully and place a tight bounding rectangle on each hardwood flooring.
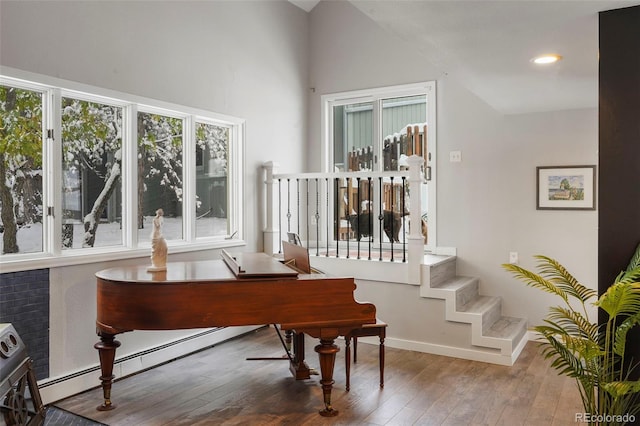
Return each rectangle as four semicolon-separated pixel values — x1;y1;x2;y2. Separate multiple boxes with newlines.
55;326;583;425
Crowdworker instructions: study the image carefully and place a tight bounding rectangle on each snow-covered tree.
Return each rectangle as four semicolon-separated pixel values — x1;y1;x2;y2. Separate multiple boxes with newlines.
196;122;228;173
61;97;123;247
0;85;43;254
137;112;183;229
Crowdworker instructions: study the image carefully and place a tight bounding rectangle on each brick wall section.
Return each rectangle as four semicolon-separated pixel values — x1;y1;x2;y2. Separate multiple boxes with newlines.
0;268;50;380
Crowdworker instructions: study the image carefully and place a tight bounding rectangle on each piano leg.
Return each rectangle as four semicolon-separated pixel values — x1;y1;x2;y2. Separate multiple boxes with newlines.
314;338;340;417
94;333;121;411
285;329;293;352
290;332;312;379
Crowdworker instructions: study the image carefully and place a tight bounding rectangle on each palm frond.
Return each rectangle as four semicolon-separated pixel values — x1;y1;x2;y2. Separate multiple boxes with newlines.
502;263;568;303
556;333;603;364
536;331;593;378
617;267;640;284
626;243;640;272
598;282;640;318
534;255;597;302
601;380;640;399
534;320;572;337
546;306;599;341
613;311;640;357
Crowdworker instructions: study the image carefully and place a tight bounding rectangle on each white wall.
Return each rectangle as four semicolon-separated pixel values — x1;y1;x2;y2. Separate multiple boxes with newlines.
1;0;310;401
308;1;598;334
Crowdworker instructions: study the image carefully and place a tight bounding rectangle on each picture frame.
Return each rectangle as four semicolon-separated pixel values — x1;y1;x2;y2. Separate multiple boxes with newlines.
536;165;596;210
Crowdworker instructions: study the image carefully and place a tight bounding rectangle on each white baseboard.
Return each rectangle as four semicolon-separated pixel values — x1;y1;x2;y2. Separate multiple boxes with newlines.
38;325;259;405
354;334;531;367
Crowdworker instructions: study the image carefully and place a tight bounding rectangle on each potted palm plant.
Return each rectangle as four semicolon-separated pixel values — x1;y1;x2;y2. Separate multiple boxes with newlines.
502;243;640;425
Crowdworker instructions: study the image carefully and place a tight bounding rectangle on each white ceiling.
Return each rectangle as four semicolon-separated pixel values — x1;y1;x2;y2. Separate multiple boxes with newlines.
291;0;638;115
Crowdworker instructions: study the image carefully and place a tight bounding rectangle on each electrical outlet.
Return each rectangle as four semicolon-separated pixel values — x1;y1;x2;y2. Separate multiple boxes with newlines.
311;215;317;225
509;252;518;264
449;151;462;162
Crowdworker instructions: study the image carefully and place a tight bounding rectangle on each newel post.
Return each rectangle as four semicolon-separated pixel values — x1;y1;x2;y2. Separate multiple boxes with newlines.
407;155;425;284
263;161;280;255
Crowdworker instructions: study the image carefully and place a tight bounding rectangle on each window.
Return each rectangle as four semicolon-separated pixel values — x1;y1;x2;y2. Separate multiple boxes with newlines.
0;72;244;270
381;95;426;171
322;82;437;249
61;95;123;249
333;101;373;171
195;121;230;239
137;110;184;243
0;84;44;255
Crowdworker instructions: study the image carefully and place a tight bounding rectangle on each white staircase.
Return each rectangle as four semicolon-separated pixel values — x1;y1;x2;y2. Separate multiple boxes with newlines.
420;254;528;365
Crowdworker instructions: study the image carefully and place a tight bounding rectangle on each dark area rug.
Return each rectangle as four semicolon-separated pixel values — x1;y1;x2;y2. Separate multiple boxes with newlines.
44;406;107;426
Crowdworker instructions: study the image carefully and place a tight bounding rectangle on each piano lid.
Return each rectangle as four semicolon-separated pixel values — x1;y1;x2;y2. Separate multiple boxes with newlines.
221;250;299;279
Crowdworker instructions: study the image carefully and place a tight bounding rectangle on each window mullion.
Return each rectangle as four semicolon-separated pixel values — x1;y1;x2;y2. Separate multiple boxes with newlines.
229;123;243;239
183;116;195;242
426;82;437;252
373;98;382;172
47;88;62;256
123;104;138;248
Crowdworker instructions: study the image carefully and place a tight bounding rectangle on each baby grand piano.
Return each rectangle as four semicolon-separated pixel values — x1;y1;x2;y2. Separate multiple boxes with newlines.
94;251;376;417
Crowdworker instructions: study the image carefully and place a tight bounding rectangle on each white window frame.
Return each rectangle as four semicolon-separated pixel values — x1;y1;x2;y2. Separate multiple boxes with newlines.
320;81;437;251
0;68;245;273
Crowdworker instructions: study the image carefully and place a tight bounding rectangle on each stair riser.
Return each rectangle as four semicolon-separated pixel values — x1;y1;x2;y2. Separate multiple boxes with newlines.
456;280;479;308
514;325;527;343
428;259;456;287
481;300;503;333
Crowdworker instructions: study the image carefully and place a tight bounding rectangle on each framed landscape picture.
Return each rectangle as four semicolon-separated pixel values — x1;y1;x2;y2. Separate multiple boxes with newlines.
536;165;596;210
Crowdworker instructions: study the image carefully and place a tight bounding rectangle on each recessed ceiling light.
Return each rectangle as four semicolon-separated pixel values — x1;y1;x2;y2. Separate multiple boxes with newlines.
532;54;562;65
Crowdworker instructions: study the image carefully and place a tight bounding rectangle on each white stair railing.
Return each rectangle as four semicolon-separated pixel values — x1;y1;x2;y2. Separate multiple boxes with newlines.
263;155;426;284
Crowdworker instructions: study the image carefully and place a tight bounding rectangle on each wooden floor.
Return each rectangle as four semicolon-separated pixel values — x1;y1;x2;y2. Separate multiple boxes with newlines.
56;326;583;425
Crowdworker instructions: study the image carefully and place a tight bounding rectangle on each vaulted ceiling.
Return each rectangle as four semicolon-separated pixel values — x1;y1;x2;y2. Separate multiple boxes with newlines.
291;0;638;115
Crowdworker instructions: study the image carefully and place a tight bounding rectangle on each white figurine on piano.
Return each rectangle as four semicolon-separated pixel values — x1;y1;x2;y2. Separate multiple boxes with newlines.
148;208;168;272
